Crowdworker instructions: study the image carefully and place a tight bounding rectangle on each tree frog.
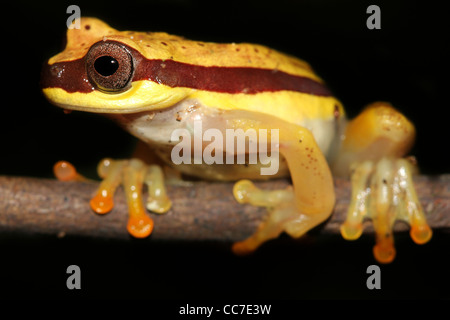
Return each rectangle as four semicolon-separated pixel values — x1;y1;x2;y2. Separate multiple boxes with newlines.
41;17;432;263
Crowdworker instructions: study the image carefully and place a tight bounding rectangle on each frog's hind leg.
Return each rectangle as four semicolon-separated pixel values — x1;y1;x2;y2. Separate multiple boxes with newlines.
333;102;432;263
225;111;336;255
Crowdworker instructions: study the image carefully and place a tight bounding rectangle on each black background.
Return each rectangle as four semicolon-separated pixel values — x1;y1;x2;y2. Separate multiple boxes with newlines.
1;0;449;302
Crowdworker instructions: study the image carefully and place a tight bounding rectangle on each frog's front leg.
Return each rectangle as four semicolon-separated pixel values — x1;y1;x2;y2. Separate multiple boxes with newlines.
54;158;172;238
224;111;336;255
333;102;432;263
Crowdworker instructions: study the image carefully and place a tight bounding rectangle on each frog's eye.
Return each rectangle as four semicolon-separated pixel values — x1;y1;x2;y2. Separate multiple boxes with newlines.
86;41;134;93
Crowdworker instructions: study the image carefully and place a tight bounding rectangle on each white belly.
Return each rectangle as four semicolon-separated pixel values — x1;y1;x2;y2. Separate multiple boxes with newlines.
108;98;342;180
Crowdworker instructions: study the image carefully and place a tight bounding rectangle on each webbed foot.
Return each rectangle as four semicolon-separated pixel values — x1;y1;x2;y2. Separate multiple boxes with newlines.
232;179;330;255
340;157;432;263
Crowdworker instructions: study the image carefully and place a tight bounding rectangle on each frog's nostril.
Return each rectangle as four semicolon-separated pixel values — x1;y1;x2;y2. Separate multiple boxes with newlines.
50;64;65;78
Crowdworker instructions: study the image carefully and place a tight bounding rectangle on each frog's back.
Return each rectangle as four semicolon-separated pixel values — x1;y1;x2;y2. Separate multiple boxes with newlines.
138;32;345;127
155;37;343;158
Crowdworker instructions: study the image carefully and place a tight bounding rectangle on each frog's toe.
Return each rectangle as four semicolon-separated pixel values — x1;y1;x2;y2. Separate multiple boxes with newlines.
121;159;156;238
340;221;363;240
144;165;172;214
410;224;432;245
232;240;255;256
146;197;171;214
342;157;432;263
90;158;126;214
233;179;294;207
233;179;256;204
127;215;154;238
53;160;85;181
90;193;114;214
373;235;396;264
231;203;297;255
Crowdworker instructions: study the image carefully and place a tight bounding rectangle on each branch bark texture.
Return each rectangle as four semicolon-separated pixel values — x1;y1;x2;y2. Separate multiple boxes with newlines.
0;175;449;241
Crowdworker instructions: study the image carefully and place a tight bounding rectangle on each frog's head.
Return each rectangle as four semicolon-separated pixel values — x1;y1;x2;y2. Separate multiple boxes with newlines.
41;17;189;113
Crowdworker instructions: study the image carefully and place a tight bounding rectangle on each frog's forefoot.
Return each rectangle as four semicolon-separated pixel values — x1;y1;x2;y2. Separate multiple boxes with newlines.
341;157;432;263
54;160;87;182
54;158;172;238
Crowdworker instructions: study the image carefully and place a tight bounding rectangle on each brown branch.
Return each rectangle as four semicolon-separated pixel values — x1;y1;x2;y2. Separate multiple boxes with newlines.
0;175;449;241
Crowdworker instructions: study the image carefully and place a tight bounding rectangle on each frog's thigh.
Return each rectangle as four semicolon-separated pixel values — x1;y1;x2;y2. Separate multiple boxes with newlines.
334;102;432;263
332;102;415;175
226;111;336;254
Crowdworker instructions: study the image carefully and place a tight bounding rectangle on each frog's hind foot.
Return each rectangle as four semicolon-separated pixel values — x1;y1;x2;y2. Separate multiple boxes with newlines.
232;180;327;255
340;157;432;263
55;158;172;238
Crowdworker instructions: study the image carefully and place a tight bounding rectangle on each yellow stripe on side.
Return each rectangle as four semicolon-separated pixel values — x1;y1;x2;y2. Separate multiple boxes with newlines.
43;78;344;124
42;81;191;113
189;90;344;124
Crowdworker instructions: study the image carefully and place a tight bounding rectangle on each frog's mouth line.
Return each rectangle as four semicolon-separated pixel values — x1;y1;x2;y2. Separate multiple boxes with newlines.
41;84;182;114
42;96;164;114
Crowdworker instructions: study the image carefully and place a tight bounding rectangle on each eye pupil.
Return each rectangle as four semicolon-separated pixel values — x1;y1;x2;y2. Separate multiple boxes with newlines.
94;56;119;76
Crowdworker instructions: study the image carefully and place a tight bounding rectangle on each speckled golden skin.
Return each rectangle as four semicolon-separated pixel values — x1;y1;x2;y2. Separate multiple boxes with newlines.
43;17;344;122
43;18;431;263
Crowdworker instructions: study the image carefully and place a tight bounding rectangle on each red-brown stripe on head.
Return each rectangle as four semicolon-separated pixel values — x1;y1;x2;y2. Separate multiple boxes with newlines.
41;17;332;113
42;36;332;96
